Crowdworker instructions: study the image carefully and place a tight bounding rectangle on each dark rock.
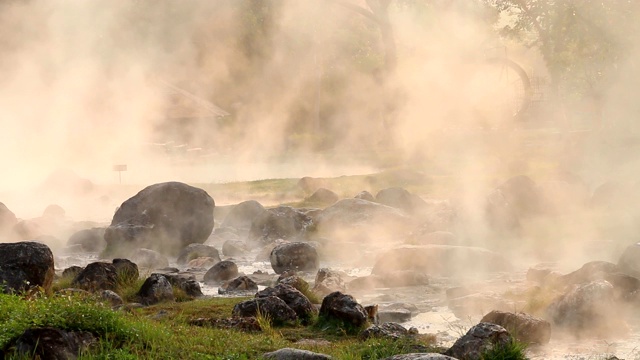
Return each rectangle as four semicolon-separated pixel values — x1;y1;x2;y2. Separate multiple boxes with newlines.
112;258;139;285
104;182;215;256
219;276;258;295
232;296;298;325
360;322;412;340
189;316;262;332
305;188;339;205
131;248;169;269
0;241;55;293
100;289;124;306
270;242;319;274
312;268;346;296
319;291;368;328
222;239;248;257
221;200;266;231
204;260;239;284
445;322;512;360
162;273;203;297
263;348;333;360
354;191;374;202
9;327;95;360
372;245;511;277
67;228;106;253
249;206;313;244
72;262;118;292
256;284;317;324
137;273;174;305
481;310;551;345
177;243;221;265
61;266;84;279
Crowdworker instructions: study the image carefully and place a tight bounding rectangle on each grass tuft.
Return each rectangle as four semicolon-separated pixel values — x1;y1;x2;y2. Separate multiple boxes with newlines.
480;338;528;360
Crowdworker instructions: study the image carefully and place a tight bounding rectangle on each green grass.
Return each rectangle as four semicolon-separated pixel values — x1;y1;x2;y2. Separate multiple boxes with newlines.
480;338;528;360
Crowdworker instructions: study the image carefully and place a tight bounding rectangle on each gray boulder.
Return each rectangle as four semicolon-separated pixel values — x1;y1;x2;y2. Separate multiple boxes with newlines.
354;191;375;202
67;227;106;253
112;258;139;285
232;296;298;325
312;268;347;296
256;284;317;324
137;273;174;305
204;260;239;284
270;242;319;274
375;187;428;215
445;322;512;360
263;348;332;360
0;241;55;293
222;239;248;257
163;273;203;298
319;291;368;328
177;243;221;265
305;188;339;205
222;200;266;231
249;206;313;244
360;322;414;340
219;276;258;295
104;182;215;256
8;327;95;360
481;310;550;345
72;262;118;292
131;248;169;270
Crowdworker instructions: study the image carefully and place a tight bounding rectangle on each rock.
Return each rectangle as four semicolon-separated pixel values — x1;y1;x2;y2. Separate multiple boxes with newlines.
278;275;312;294
314;199;413;241
448;293;513;319
347;275;383;292
219;276;258;295
305;188;339;205
372;245;511;277
137;274;174;305
232;296;298;325
8;327;95;359
354;191;375;202
256;284;317;324
270;242;319;274
546;280;626;337
618;243;640;278
204;260;239;284
481;310;551;345
560;261;619;285
67;228;106;253
187;257;219;269
360;322;413;340
263;348;333;360
112;258;139;285
62;266;84;279
100;289;124;306
72;262;118;292
249;206;313;244
0;241;55;293
131;248;169;270
445;322;513;360
378;309;412;323
495;175;544;218
222;239;248;257
43;204;66;220
381;354;458;360
380;270;429;287
298;177;328;195
190;316;262;332
162;273;203;297
319;291;368;328
104;182;215;256
12;220;43;240
255;239;289;261
222;200;266;231
312;268;346;296
375;187;428;215
177;243;221;265
0;202;17;236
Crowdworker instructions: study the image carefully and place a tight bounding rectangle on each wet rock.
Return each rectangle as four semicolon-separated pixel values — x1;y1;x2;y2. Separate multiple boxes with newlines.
381;354;458;360
219;276;258;295
204;260;239;284
177;243;221;265
222;239;248;257
305;188;339;205
360;322;413;340
354;191;374;202
162;273;203;297
232;296;298;325
222;200;266;231
62;266;84;279
372;245;511;277
445;322;512;360
270;242;319;274
72;262;118;292
249;206;313;244
312;268;347;296
546;280;626;337
112;258;139;285
481;310;550;345
100;290;124;306
263;348;333;360
256;284;317;324
319;291;368;328
131;248;169;270
67;228;106;253
0;241;55;293
104;182;215;256
8;327;95;360
137;273;174;305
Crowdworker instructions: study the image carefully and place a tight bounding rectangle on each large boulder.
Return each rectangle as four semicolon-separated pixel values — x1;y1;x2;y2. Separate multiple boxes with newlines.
222;239;248;257
481;310;550;345
305;188;339;206
263;348;333;360
319;291;368;329
0;241;55;293
137;273;174;305
232;296;298;325
360;322;415;340
162;273;203;298
270;242;319;274
0;202;17;236
618;243;640;278
312;268;347;296
131;248;169;270
445;322;513;360
67;228;106;253
375;187;428;215
221;200;266;231
7;327;95;359
72;262;118;292
204;260;239;284
112;258;139;285
256;284;317;324
372;245;511;277
249;206;313;244
104;182;215;256
177;244;221;265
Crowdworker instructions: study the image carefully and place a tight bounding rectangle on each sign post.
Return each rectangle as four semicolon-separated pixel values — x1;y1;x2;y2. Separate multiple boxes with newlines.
113;165;127;184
